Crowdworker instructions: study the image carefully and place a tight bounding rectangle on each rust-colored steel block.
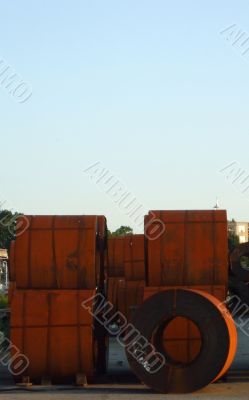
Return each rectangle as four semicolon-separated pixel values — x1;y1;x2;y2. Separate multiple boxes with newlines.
10;289;97;383
10;215;107;289
144;210;228;287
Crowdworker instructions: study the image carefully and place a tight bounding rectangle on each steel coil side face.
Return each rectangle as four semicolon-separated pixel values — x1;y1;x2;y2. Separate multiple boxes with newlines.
116;280;145;322
106;277;125;316
143;286;227;367
106;279;145;323
10;289;96;383
145;210;228;287
13;215;101;289
125;289;237;394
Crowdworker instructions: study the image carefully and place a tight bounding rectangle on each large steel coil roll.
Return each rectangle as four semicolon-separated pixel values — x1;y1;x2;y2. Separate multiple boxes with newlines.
125;289;237;394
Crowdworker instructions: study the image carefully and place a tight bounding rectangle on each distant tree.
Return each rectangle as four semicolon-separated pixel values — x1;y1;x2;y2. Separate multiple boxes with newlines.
0;210;19;249
108;225;133;237
228;231;240;252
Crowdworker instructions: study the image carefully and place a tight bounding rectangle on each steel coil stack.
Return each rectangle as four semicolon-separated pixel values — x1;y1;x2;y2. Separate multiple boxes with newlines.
106;235;145;322
9;215;107;384
123;210;237;393
8;209;238;393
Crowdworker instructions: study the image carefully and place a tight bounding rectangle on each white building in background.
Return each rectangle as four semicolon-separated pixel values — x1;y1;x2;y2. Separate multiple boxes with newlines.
0;249;8;291
228;221;249;243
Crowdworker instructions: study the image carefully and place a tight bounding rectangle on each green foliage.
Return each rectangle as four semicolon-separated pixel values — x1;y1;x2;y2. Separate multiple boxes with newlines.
0;210;19;249
0;294;8;309
108;225;133;237
0;294;9;339
228;231;240;251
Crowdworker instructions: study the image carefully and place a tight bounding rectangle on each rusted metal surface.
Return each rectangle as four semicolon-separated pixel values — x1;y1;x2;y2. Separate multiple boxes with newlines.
145;210;228;287
195;289;237;383
107;278;144;322
230;242;249;282
144;285;226;366
124;235;145;281
107;237;126;277
143;285;226;302
10;289;97;383
116;280;145;322
107;235;145;281
107;277;125;311
11;215;106;289
125;288;237;393
106;235;145;321
162;316;201;365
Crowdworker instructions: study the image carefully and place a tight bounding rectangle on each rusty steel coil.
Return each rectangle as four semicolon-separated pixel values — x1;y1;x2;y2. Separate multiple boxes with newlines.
11;215;107;290
144;210;228;287
143;285;226;303
143;285;226;366
230;242;249;282
107;235;145;281
10;289;99;383
125;289;237;394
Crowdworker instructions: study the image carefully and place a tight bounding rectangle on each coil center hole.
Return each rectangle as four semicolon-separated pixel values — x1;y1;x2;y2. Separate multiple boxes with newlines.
161;316;202;366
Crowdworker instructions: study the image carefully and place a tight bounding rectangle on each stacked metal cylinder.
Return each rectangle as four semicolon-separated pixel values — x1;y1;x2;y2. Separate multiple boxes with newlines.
9;209;238;393
9;215;107;384
107;234;145;322
125;210;237;393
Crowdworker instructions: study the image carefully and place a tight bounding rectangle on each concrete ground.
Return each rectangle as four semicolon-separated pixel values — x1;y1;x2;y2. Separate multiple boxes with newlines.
0;382;249;400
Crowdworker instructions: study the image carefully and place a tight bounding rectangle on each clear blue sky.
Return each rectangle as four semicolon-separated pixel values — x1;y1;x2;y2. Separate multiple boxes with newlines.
1;0;249;232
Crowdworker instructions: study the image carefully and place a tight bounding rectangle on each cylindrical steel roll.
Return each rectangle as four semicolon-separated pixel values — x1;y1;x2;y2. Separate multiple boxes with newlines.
125;289;237;394
11;215;107;290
